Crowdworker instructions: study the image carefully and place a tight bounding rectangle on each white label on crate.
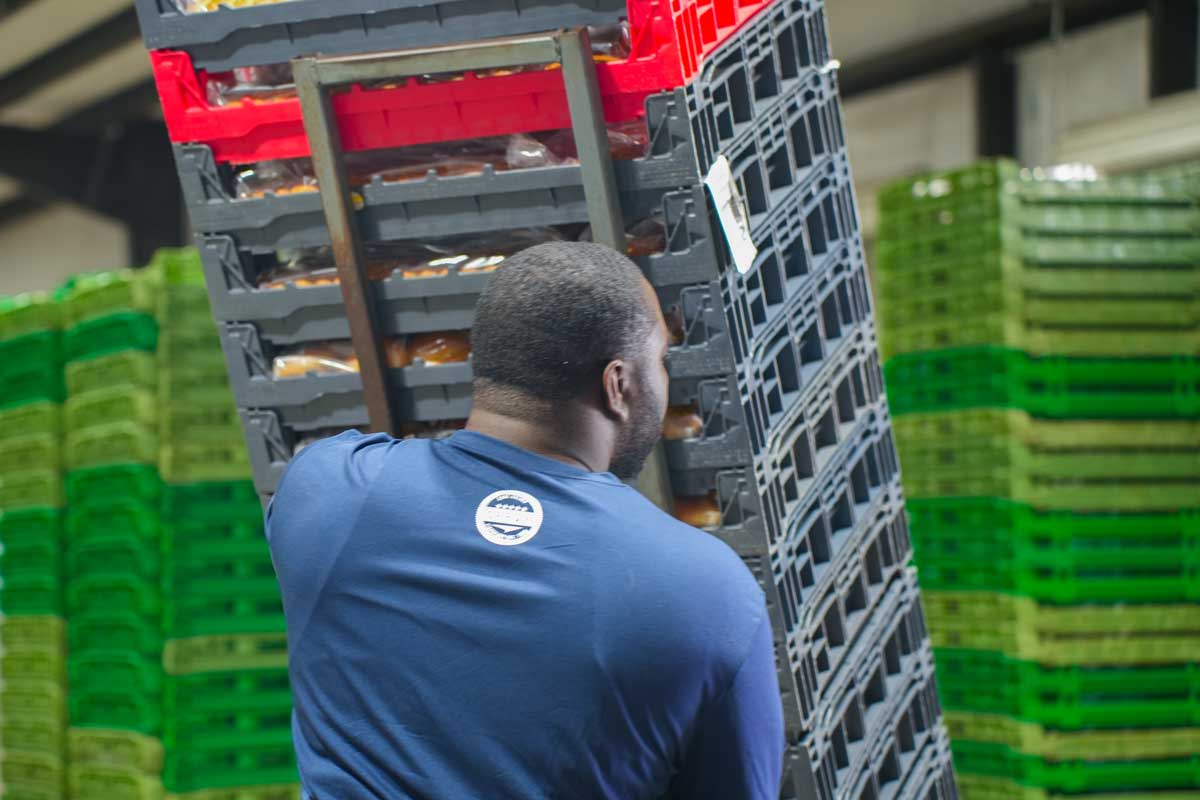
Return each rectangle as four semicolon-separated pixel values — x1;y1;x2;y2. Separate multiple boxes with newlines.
475;490;544;546
704;155;758;274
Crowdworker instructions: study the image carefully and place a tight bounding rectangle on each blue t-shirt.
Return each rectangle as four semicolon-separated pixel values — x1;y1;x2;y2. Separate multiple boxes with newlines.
267;430;783;800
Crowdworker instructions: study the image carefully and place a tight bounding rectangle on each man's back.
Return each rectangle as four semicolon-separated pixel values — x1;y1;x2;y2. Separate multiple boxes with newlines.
268;430;782;799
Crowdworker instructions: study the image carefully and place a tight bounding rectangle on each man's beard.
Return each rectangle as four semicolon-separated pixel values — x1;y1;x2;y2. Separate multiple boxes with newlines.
609;402;664;480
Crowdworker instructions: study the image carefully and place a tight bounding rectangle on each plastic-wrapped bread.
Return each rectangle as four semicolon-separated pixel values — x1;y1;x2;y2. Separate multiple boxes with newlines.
408;331;471;365
662;406;703;441
272;339;411;379
673;494;722;531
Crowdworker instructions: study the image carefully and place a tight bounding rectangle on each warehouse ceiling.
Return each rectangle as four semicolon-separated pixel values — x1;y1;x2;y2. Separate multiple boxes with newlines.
0;0;1158;237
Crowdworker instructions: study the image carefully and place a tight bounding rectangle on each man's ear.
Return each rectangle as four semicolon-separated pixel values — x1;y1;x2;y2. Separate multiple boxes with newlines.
601;359;632;423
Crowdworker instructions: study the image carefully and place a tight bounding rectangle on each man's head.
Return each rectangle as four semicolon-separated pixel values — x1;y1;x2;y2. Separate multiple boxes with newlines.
470;241;669;479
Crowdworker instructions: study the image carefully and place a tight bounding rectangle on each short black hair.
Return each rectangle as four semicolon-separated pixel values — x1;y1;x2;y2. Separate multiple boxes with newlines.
471;241;655;403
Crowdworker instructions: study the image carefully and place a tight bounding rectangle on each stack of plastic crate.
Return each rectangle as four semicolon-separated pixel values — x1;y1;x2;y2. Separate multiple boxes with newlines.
0;291;69;800
155;249;299;800
875;160;1200;799
60;267;169;800
136;0;955;794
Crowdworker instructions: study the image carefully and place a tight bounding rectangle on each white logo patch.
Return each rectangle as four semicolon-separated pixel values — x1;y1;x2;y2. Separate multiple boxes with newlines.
475;490;544;546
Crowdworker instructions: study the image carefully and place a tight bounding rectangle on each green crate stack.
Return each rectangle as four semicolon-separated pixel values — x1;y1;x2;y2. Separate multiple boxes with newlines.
60;266;169;800
0;290;69;800
876;160;1200;798
155;251;297;799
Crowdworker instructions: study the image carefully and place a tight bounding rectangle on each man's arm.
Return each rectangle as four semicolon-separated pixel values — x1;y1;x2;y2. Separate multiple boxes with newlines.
669;611;785;799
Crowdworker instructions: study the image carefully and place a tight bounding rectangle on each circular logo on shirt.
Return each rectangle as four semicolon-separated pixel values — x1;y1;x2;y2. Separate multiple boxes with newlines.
475;490;544;546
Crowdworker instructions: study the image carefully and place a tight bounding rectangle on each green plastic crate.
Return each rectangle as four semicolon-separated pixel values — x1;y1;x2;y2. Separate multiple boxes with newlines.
884;348;1200;418
1;750;65;798
1;574;63;615
161;481;261;524
60;269;157;327
69;727;164;774
161;391;242;440
909;498;1200;603
65;386;157;434
66;497;160;546
0;469;63;509
951;739;1200;792
2;645;66;684
0;400;61;441
160;439;252;484
0;506;63;578
878;160;1016;217
64;312;158;363
67;533;162;578
4;713;67;760
1;361;66;409
67;574;161;618
946;710;1200;761
65;422;158;471
925;591;1200;665
163;633;288;676
0;329;62;379
68;614;164;658
164;704;293;754
66;463;162;506
955;772;1200;800
163;669;290;717
1;679;67;722
67;760;163;800
0;615;66;650
68;651;164;695
0;291;63;340
163;581;285;639
66;349;157;396
162;738;296;795
69;686;162;735
163;783;300;800
0;431;61;477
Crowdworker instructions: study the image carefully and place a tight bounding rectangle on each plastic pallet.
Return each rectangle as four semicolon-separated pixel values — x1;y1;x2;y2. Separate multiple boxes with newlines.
950;740;1200;794
924;591;1200;666
883;348;1200;419
64;312;159;364
933;649;1200;730
151;0;806;162
163;632;289;675
944;711;1200;761
909;498;1200;603
69;727;165;774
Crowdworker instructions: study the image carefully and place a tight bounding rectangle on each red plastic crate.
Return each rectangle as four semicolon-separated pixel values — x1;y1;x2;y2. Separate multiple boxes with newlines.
152;0;775;164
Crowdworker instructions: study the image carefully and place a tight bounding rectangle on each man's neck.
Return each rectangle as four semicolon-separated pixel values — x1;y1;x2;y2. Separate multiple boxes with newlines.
466;405;609;474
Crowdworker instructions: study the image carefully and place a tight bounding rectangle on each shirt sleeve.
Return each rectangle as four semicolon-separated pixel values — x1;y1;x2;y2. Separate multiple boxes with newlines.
669;610;785;800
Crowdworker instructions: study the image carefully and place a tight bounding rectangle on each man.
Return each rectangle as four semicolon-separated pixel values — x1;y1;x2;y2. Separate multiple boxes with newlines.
267;242;784;799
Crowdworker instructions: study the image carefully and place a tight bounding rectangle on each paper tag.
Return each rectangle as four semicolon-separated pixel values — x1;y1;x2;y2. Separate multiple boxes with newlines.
704;155;758;274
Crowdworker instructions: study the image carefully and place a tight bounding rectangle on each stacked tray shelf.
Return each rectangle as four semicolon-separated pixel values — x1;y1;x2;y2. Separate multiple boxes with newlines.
136;0;953;794
876;159;1200;799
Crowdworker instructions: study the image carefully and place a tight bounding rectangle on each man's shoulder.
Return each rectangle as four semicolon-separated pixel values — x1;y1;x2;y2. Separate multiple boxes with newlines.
274;430;414;509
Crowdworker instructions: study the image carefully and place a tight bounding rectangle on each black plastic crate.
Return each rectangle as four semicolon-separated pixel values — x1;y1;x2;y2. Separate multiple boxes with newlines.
135;0;628;72
800;642;940;800
686;0;835;176
872;731;956;800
